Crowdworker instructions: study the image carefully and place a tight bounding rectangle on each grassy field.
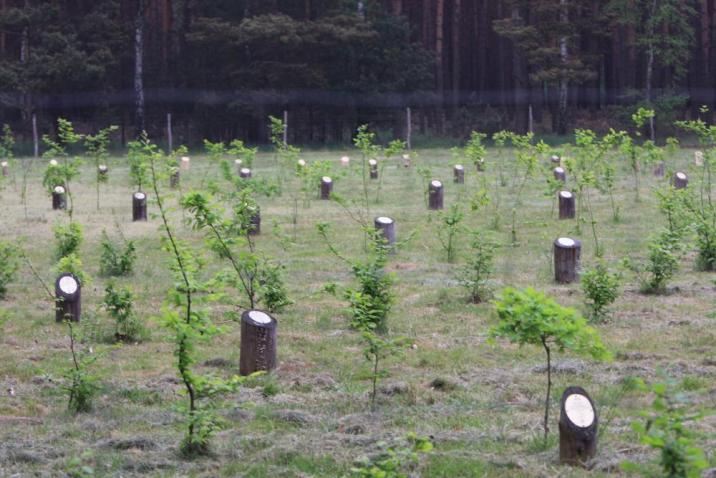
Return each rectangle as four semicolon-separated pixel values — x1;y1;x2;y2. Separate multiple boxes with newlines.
0;147;714;477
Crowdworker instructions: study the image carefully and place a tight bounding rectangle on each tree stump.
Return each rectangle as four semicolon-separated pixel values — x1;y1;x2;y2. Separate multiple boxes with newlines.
553;167;566;182
55;273;81;322
374;216;396;251
1;161;8;177
369;159;378;179
249;208;261;235
453;165;465;184
554;237;581;283
653;161;665;178
234;159;243;173
132;192;148;221
551;155;561;164
428;180;444;210
98;165;108;179
52;186;67;210
475;159;485;172
340;156;350;167
49;159;58;167
672;171;688;189
180;156;190;171
240;167;252;179
170;169;180;189
558;191;575;219
297;159;306;168
240;310;277;376
559;386;598;467
402;153;411;168
320;176;333;200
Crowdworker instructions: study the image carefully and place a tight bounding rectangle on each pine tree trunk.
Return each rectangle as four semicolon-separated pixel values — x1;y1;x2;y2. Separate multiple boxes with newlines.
134;1;146;137
558;0;569;135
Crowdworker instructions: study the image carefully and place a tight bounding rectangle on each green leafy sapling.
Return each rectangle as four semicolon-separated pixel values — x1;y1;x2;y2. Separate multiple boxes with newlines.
62;320;100;413
349;433;433;478
127;133;151;192
491;287;611;442
433;203;464;263
99;230;136;277
53;221;83;259
624;229;684;294
84;125;118;210
621;378;708;478
103;282;145;342
0;241;20;300
457;231;497;303
0;124;15;188
362;330;410;409
42;118;83;218
581;261;621;322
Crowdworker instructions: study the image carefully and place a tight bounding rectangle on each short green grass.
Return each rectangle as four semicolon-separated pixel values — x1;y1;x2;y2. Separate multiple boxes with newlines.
0;147;714;476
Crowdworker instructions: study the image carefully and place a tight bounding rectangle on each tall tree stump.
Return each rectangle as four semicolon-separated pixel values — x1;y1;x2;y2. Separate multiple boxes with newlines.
249;208;261;235
1;161;8;177
320;176;333;200
240;167;252;179
558;191;575;219
374;216;396;250
132;192;148;221
240;310;277;376
401;154;411;168
170;169;180;189
369;159;378;179
559;386;598;467
554;237;581;283
98;165;108;179
340;156;350;167
428;180;444;210
551;155;561;164
553;167;566;182
475;159;485;171
672;171;688;189
453;164;465;184
234;159;243;173
180;156;190;171
55;273;81;322
297;159;306;168
653;162;665;178
52;186;67;210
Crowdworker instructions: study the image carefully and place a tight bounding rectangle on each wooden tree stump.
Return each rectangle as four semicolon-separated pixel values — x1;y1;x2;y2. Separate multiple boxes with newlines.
374;216;396;250
249;207;261;235
554;237;581;283
369;159;378;179
297;159;306;168
428;180;444;210
1;161;8;177
170;170;180;189
401;153;411;168
559;386;598;467
132;192;148;221
453;164;465;184
558;191;576;219
551;155;561;164
240;310;277;376
180;156;190;171
55;273;81;322
475;159;485;171
240;167;252;179
672;171;688;189
52;186;67;210
49;159;58;167
652;162;665;177
320;176;333;200
553;167;566;182
234;159;243;173
98;165;108;179
340;156;350;167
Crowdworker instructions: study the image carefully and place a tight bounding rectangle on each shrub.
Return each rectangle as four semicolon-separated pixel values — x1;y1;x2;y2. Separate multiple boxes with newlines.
581;261;621;321
99;230;136;277
349;434;433;478
625;229;684;294
257;263;292;313
492;287;611;441
54;221;83;259
103;282;144;342
0;241;20;299
62;321;100;414
457;231;496;303
55;253;90;286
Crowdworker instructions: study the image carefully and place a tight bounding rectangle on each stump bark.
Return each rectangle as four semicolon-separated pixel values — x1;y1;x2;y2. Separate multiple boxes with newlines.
340;156;350;167
98;165;108;179
551;155;561;164
653;162;665;178
428;180;444;210
453;165;465;184
369;159;378;179
553;167;566;182
672;171;688;189
554;237;581;283
180;156;190;171
234;159;243;173
132;192;148;221
558;191;576;219
559;386;598;467
169;170;180;189
52;186;66;210
374;216;396;250
401;154;411;168
240;310;277;376
249;208;261;235
55;273;81;322
240;167;252;179
475;159;484;172
320;176;333;200
1;161;8;177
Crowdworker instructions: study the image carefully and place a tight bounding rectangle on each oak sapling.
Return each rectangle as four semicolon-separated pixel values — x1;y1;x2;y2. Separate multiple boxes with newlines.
434;203;464;263
62;320;100;414
491;287;611;443
99;230;137;277
457;231;496;303
350;434;433;478
42;118;84;218
0;124;15;188
0;241;20;300
362;330;410;409
54;221;83;260
84;125;118;210
103;282;145;342
581;261;621;322
623;229;684;294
